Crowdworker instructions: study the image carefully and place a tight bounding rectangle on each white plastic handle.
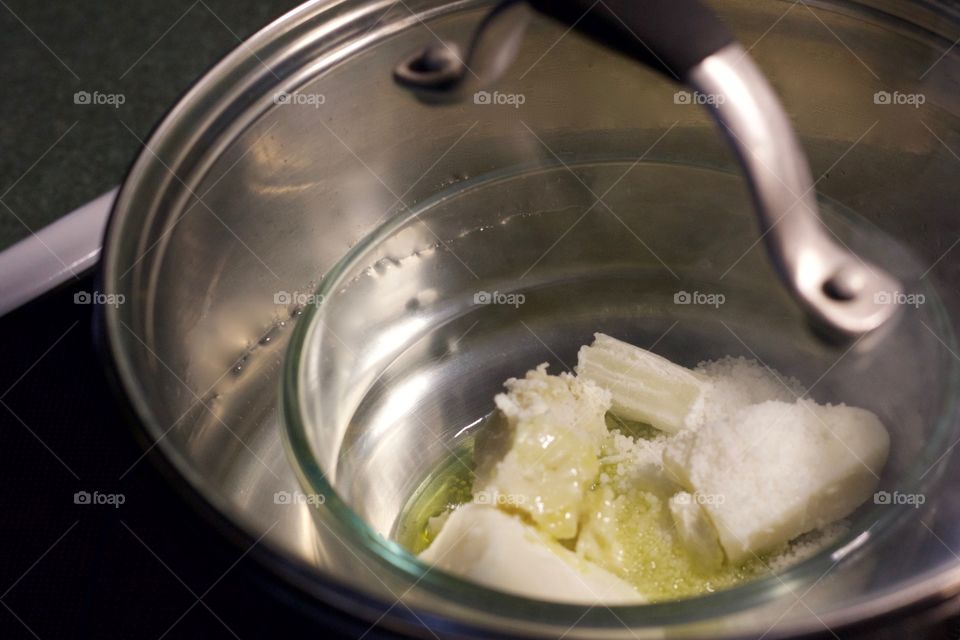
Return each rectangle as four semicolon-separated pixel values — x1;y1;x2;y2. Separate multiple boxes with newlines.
0;187;116;317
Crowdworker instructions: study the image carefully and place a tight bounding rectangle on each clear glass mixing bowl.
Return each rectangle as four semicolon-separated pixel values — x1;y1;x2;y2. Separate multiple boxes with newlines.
282;159;960;636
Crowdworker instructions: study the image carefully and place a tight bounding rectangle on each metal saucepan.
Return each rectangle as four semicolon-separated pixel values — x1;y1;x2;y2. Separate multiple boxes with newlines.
99;0;960;637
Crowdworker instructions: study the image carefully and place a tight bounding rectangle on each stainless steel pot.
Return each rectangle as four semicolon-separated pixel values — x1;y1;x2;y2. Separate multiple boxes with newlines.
100;0;960;637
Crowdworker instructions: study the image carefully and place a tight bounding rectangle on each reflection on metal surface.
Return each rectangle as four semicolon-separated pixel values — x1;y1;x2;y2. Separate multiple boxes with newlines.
99;0;960;636
394;0;532;102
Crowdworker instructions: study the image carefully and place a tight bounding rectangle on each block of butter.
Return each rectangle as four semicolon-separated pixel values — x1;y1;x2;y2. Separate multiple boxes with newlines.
419;503;646;604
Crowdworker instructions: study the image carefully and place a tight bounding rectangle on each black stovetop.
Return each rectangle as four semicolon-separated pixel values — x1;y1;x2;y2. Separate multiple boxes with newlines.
0;274;390;639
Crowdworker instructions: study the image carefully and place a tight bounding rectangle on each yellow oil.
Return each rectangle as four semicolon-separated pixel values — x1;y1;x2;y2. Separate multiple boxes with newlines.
591;482;767;600
395;416;776;601
394;438;476;554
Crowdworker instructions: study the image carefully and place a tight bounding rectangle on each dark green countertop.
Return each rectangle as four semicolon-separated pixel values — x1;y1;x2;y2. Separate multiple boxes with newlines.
0;0;300;251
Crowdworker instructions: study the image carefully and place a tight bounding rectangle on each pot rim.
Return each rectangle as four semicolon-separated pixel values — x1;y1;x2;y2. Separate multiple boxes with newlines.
98;0;960;637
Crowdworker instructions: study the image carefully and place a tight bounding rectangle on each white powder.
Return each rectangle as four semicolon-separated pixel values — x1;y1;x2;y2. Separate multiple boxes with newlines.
600;427;673;495
606;356;802;493
606;356;857;573
687;356;806;429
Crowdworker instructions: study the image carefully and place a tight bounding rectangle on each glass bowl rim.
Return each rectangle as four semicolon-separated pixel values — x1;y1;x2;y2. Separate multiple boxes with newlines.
280;159;960;632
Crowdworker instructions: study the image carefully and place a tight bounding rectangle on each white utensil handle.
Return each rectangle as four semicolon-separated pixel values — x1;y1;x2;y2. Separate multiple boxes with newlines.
0;187;117;317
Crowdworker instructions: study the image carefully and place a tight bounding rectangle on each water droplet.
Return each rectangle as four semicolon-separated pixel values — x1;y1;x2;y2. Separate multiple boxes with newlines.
258;326;278;346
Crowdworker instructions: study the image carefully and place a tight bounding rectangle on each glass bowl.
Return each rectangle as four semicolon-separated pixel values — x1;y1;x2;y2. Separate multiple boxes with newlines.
282;159;960;637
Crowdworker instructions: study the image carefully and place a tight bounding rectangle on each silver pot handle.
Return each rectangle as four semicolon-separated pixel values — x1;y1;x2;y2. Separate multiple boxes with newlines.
690;45;899;338
393;0;901;341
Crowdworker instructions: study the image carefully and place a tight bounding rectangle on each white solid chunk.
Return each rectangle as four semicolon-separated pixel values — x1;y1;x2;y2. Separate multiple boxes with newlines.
577;333;707;434
419;503;645;604
473;364;611;540
669;493;725;569
663;400;889;563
